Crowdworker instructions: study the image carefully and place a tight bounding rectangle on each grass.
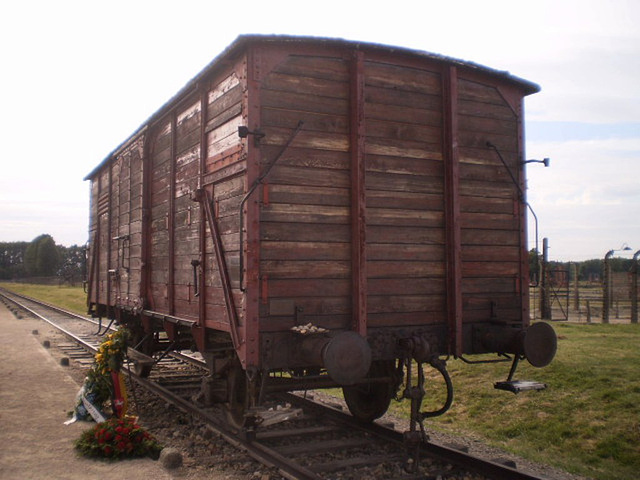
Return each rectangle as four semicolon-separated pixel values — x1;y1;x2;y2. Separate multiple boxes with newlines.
3;283;638;479
388;322;640;480
0;282;87;315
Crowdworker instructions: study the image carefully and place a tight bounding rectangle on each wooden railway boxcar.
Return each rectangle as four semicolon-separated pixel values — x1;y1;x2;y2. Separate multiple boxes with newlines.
85;35;555;424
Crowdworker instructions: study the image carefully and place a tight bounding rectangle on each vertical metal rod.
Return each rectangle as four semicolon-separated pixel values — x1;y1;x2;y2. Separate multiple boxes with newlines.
540;238;551;319
632;250;639;324
603;250;613;323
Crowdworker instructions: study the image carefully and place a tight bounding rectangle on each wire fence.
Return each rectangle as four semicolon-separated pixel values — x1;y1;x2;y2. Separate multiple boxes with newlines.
530;270;638;323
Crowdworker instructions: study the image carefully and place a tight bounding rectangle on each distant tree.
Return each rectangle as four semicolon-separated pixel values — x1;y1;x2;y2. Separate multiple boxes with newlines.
58;244;86;284
0;241;28;279
24;234;61;276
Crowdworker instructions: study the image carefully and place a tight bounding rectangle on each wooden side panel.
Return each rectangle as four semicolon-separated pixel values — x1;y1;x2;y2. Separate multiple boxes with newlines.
457;78;523;325
87;170;103;308
202;70;246;331
96;168;110;307
363;60;446;328
258;53;448;331
149;121;172;311
110;138;145;311
173;100;201;319
259;54;352;330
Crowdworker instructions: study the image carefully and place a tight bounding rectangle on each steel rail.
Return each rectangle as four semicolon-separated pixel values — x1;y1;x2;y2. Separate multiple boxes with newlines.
0;289;320;479
0;289;99;354
2;288;548;480
286;393;546;480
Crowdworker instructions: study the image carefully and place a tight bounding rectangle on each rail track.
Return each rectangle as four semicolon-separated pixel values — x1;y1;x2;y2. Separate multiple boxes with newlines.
1;287;549;480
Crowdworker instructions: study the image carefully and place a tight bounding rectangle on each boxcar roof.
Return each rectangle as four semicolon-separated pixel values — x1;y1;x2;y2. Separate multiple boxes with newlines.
85;34;540;180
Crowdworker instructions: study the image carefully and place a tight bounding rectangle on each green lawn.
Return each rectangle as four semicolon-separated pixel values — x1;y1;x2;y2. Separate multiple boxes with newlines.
0;282;87;315
3;283;638;479
391;322;640;480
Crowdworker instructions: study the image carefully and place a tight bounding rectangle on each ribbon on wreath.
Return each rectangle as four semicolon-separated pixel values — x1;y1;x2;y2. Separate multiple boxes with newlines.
110;371;128;418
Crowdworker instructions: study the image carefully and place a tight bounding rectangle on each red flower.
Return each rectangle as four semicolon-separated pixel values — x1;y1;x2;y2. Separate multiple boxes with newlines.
104;446;113;456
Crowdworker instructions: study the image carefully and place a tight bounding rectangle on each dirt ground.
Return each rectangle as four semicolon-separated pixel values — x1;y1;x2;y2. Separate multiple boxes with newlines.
0;303;227;480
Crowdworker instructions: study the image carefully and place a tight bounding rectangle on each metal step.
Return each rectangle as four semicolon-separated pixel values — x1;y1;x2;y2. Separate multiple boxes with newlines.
494;380;547;393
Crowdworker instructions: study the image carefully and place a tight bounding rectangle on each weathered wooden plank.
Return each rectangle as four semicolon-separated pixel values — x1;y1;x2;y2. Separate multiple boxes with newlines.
458;99;515;121
460;211;518;231
366;171;444;194
261;241;350;261
367;294;445;314
368;261;446;278
365;118;442;145
260;203;349;225
260;146;350;171
460;195;515;214
207;81;242;120
461;262;519;277
368;277;445;296
260;128;350;153
365;189;443;211
365;102;442;127
458;78;507;105
364;61;442;94
266;165;350;188
262;71;348;99
458;114;517;136
261;222;350;243
367;243;445;262
461;277;515;294
206;102;243;134
365;84;442;110
461;245;520;262
366;207;443;228
261;89;348;116
267;278;351;298
458;129;517;151
460;228;519;246
261;107;349;135
273;55;349;82
269;296;350;317
261;260;350;279
265;184;350;207
366;225;445;245
458;181;516;199
365;154;443;177
368;311;446;327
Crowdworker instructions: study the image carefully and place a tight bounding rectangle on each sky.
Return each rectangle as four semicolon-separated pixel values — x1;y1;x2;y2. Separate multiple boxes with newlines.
0;0;638;262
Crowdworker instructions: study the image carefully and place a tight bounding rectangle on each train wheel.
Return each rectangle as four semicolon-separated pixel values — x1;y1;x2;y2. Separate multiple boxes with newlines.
224;360;248;429
343;361;396;423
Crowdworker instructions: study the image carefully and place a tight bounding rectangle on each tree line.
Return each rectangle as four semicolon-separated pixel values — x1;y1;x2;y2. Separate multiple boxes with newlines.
0;234;86;282
529;249;636;283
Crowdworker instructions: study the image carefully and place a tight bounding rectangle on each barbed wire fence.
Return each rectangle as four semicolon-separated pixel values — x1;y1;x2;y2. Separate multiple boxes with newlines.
530;240;639;324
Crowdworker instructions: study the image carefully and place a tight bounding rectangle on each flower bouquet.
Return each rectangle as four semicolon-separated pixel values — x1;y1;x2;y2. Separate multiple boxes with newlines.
75;416;162;459
70;327;131;422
